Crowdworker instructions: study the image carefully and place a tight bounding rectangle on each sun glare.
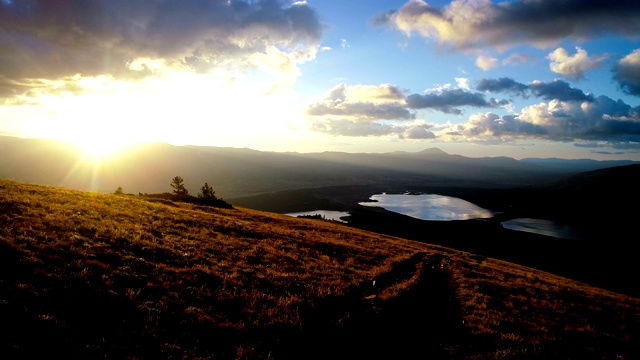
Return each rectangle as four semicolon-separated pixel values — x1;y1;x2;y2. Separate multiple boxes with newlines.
9;65;309;158
69;135;135;162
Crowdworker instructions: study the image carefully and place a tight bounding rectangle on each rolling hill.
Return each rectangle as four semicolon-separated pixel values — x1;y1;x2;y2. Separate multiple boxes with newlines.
231;164;640;298
1;179;638;359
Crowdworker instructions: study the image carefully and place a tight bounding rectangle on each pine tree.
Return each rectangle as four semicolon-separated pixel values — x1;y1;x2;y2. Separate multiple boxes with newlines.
170;176;188;197
198;182;216;200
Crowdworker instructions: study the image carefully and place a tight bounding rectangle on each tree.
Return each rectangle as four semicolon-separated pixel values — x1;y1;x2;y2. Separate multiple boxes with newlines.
114;186;123;195
195;182;232;208
198;182;216;200
170;176;189;197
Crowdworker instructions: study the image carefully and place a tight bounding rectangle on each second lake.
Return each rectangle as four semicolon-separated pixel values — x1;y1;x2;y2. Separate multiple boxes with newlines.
358;193;493;221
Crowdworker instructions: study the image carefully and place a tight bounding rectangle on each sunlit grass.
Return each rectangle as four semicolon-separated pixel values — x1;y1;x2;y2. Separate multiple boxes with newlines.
1;179;638;359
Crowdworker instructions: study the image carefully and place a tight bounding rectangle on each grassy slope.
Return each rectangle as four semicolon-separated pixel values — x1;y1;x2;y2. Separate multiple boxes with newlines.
1;179;638;359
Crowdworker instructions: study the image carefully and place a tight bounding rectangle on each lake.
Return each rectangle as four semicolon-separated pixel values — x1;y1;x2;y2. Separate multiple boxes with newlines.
358;193;493;221
285;210;350;223
501;218;584;240
288;194;585;240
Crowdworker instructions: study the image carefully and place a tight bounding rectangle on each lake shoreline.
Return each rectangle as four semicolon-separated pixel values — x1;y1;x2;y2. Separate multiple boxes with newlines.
342;205;638;297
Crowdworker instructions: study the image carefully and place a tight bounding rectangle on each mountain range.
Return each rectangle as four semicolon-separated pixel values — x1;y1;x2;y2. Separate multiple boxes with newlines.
1;135;637;199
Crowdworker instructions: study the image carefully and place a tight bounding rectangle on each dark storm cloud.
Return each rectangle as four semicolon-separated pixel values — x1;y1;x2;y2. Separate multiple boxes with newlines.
528;80;594;102
0;0;323;98
477;78;594;102
405;89;501;114
613;49;640;97
476;78;528;97
381;0;640;51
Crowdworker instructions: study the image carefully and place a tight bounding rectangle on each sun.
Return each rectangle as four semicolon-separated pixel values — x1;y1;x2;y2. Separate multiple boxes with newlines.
58;122;144;163
70;135;135;161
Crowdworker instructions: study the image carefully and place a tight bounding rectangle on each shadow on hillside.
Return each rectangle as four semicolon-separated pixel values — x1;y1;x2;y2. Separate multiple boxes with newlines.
0;240;153;359
1;238;465;359
267;253;465;359
345;206;640;298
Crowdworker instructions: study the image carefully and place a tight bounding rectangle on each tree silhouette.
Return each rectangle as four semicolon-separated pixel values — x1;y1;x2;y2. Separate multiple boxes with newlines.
198;182;216;200
170;176;189;197
114;186;123;195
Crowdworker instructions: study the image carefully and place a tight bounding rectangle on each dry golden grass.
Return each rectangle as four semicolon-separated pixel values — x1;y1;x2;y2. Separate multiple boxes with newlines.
1;179;638;359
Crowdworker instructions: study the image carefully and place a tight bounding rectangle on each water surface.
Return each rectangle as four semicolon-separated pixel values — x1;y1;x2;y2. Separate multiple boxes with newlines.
359;193;493;221
285;210;350;223
501;218;584;240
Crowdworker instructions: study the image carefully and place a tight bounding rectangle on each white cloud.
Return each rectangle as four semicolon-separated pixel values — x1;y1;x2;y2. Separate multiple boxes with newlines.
547;47;606;80
402;122;436;139
476;55;499;71
424;83;453;93
438;96;640;144
306;83;412;120
345;84;407;104
311;119;435;139
456;77;471;91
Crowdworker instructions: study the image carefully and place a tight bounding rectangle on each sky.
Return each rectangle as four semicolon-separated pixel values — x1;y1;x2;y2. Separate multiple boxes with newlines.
1;0;640;160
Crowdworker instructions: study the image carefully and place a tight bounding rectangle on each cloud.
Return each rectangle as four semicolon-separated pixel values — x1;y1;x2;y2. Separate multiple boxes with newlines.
547;47;606;79
311;119;435;139
402;123;437;139
309;81;640;146
424;83;453;93
379;0;640;51
443;96;640;144
613;49;640;96
444;112;545;139
476;55;499;71
477;78;594;102
306;83;413;120
575;142;640;151
311;119;398;137
405;89;506;114
476;77;528;96
502;53;536;66
308;82;511;122
0;0;324;100
455;78;470;91
307;82;514;138
528;80;594;102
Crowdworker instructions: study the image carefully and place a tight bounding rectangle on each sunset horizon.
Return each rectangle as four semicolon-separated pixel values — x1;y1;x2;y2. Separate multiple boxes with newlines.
1;0;640;161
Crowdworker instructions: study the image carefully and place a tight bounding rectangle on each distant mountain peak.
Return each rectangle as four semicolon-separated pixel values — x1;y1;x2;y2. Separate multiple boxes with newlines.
417;147;447;155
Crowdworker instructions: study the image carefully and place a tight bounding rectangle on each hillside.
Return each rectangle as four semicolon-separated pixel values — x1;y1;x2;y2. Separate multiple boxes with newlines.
230;165;640;298
1;179;638;359
508;164;640;225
